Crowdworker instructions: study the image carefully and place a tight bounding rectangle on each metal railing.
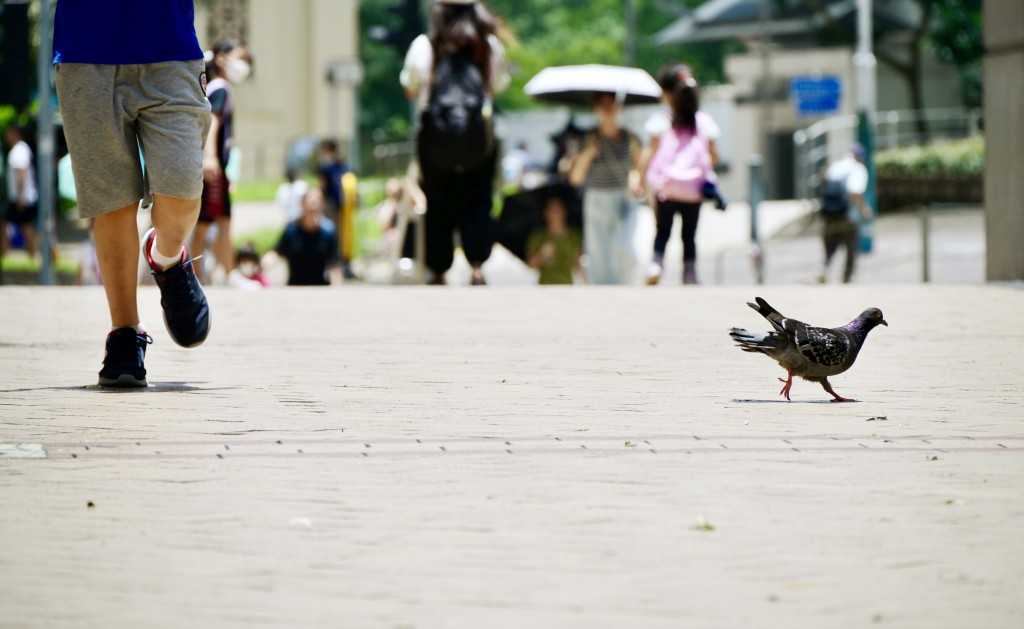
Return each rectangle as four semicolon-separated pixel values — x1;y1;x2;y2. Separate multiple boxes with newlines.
793;107;982;202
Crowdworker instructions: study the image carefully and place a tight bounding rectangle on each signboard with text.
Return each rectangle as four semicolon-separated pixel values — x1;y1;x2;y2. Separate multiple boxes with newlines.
790;76;842;117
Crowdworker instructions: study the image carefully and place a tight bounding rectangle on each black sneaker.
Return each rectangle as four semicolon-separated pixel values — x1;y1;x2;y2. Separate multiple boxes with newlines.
143;228;211;348
98;328;153;387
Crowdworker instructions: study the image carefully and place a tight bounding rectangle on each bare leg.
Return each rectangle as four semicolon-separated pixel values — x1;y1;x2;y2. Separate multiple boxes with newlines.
94;203;142;327
777;371;793;400
470;263;486;285
188;220;211;281
822;380;858;403
214;216;233;277
152;193;200;259
21;224;38;259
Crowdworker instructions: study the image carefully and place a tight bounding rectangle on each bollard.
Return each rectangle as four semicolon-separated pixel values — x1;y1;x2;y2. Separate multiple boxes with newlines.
748;155;765;284
920;204;930;283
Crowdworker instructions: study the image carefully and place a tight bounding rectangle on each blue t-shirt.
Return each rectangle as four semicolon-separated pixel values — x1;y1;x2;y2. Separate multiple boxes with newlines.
53;0;202;65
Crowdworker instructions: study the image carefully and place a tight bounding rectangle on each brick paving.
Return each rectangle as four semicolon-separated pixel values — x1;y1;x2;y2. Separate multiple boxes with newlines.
1;284;1022;628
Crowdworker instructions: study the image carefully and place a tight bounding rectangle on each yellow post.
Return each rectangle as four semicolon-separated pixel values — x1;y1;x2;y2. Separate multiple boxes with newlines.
340;171;358;261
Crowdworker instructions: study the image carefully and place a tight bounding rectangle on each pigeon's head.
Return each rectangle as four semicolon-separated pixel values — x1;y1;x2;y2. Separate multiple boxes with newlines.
858;308;888;330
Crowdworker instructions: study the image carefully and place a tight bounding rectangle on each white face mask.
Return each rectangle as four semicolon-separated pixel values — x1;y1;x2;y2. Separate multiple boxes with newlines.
226;58;250;84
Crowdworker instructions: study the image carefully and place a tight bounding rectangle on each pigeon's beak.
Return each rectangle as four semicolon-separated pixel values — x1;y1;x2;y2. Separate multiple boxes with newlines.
880;319;888;327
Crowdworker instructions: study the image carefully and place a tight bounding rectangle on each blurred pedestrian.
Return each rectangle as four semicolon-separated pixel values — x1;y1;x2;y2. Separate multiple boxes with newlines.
401;0;512;285
275;166;309;224
525;193;583;285
317;138;359;279
54;0;212;387
262;188;342;286
190;39;251;284
318;139;349;221
3;123;39;259
568;93;642;285
818;144;872;283
638;64;724;285
75;219;102;286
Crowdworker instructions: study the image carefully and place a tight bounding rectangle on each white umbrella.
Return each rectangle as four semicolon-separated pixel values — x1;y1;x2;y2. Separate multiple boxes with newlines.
524;64;663;107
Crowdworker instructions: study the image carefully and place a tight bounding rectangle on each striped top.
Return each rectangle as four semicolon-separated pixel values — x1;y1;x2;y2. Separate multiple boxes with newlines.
587;130;637;189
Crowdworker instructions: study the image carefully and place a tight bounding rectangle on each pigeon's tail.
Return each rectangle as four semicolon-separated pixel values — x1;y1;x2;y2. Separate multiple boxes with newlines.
729;327;777;353
747;297;780;321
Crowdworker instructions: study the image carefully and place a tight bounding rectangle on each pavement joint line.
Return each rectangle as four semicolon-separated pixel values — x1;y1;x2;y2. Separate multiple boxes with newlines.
10;445;1023;462
35;433;1024;450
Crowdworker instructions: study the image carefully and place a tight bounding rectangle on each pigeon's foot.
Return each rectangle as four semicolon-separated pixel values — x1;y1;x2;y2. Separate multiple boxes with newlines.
777;374;793;401
823;382;858;403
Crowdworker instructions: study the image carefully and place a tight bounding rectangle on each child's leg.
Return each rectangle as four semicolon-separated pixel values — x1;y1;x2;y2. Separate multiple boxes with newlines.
652;200;676;262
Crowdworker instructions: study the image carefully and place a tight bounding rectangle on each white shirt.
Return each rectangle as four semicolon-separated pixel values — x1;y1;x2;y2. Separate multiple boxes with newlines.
643;110;721;142
275;179;310;223
6;140;38;205
826;155;868;195
400;33;510;111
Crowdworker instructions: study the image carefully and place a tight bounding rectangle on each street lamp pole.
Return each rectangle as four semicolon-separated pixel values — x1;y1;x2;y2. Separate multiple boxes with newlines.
36;0;56;285
853;0;877;253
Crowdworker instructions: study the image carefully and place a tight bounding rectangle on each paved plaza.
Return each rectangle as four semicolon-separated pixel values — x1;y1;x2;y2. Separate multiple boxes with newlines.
0;283;1022;628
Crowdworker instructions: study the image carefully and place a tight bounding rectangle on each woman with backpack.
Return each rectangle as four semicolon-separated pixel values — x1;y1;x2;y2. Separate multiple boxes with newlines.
401;0;511;285
638;64;722;285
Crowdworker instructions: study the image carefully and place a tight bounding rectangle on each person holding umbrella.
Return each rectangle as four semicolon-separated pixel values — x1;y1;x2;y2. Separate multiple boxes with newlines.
567;93;643;285
400;0;512;285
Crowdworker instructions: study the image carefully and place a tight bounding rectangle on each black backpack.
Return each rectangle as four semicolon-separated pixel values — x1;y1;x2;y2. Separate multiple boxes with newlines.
820;178;850;217
418;51;494;172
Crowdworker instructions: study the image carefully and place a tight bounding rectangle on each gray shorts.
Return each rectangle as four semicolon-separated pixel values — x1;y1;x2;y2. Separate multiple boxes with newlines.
56;60;212;219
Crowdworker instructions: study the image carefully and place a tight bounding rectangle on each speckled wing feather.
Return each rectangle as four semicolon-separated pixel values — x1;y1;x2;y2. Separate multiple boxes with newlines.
793;325;852;367
746;297;852;368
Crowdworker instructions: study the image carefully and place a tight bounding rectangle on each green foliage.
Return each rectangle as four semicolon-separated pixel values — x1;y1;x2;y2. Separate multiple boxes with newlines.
875;135;984;179
925;0;983;108
0;254;78;276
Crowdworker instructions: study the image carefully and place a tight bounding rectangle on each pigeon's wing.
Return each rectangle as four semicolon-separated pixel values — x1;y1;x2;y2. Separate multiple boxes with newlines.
794;326;853;367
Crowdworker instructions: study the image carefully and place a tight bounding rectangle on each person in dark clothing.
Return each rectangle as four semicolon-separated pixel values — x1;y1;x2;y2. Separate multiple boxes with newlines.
264;188;342;286
400;0;511;285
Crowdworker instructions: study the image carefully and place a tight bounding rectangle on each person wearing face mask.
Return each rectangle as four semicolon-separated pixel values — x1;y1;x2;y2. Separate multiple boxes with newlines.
227;242;269;289
190;39;252;284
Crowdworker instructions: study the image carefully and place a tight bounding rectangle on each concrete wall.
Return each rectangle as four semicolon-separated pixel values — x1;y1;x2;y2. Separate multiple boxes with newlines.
195;0;359;181
983;0;1024;281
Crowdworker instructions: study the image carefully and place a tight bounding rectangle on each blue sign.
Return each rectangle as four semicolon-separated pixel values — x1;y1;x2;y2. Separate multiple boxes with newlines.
790;76;842;117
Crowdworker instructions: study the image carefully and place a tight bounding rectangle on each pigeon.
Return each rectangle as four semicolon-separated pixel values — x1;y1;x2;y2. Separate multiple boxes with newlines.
729;297;887;402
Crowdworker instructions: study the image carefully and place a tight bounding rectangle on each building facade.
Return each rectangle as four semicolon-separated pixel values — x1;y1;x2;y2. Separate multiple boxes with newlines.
194;0;360;181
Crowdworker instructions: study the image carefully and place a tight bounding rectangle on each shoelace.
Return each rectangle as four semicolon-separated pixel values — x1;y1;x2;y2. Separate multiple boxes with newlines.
153;255;203;313
105;332;154;363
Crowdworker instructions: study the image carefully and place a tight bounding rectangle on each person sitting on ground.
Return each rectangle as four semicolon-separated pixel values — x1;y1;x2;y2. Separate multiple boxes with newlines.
262;188;342;286
525;193;583;285
227;242;269;289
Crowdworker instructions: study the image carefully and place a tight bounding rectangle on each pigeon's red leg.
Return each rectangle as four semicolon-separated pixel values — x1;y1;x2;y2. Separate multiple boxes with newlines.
823;381;858;403
777;372;793;400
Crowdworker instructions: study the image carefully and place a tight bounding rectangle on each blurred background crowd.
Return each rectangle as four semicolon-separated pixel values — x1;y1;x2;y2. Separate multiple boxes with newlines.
1;0;1015;288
